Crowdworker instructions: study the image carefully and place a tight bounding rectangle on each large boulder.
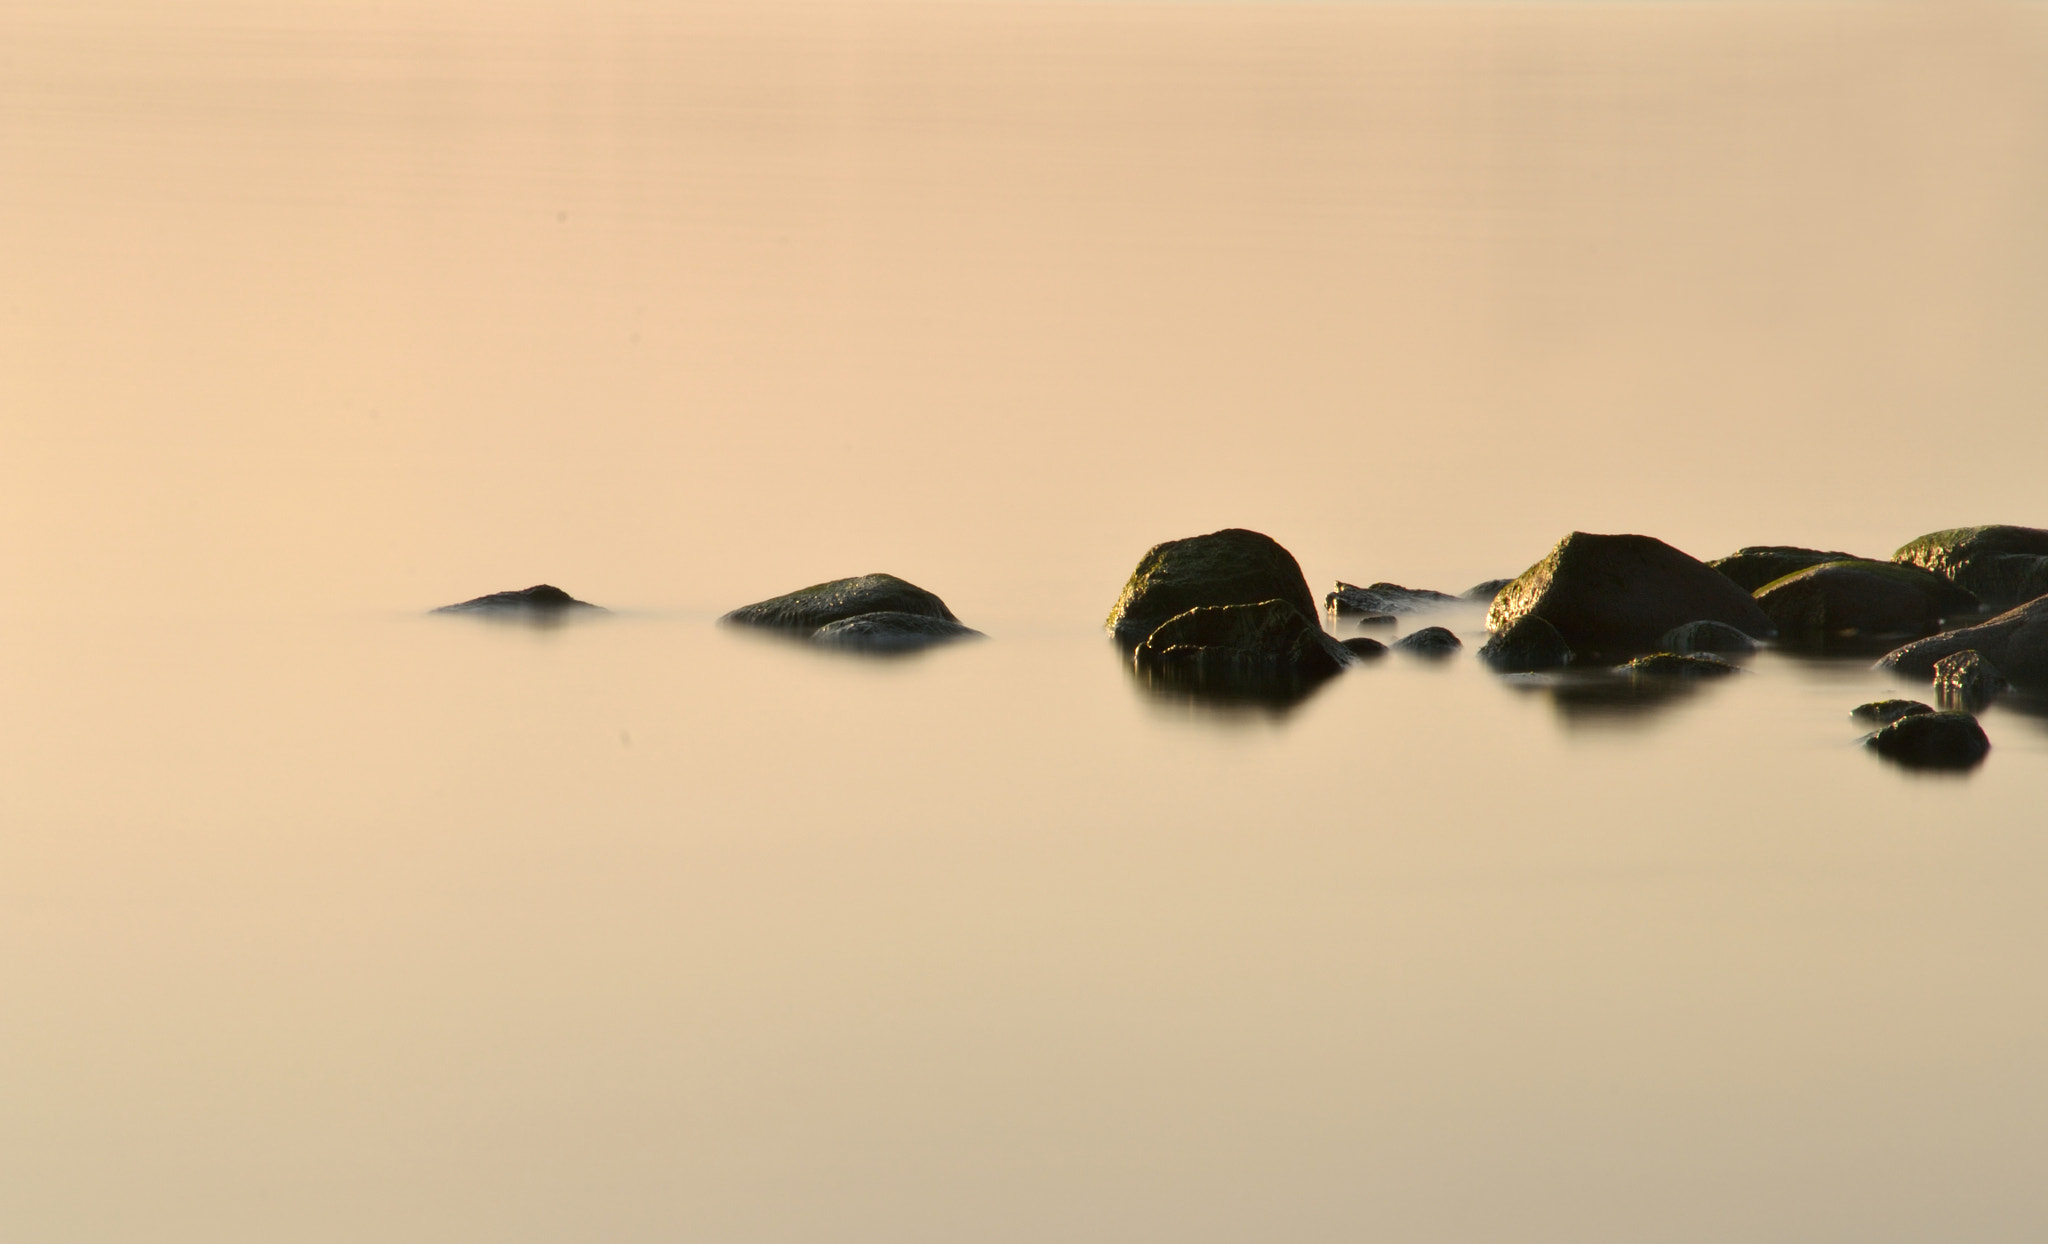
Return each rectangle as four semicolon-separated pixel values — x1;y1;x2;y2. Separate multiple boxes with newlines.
1752;561;1977;647
1866;711;1990;769
1876;595;2048;692
1894;526;2048;611
1709;546;1865;592
1486;532;1776;660
1478;615;1575;672
723;574;980;651
434;584;602;614
1132;599;1351;693
1107;529;1319;650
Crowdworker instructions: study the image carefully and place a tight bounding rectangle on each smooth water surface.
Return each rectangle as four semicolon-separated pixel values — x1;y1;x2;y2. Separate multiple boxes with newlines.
5;2;2048;1240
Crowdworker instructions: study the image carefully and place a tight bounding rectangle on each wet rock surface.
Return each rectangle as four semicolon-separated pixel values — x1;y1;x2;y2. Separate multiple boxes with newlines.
1866;710;1991;769
1463;578;1514;602
1342;636;1388;659
1752;561;1977;649
1708;546;1866;592
434;584;602;614
1851;699;1934;725
1877;595;2048;692
1659;620;1757;655
1487;532;1776;660
1479;615;1574;672
724;574;978;651
1932;650;2007;712
1107;529;1320;651
1893;525;2048;611
1392;626;1462;657
1132;598;1352;701
1326;581;1458;620
1617;652;1740;678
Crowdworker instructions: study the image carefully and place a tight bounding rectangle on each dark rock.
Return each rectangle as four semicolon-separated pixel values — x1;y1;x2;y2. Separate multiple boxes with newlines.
1851;699;1934;725
723;573;959;634
1866;711;1990;769
434;584;602;613
1478;615;1574;672
811;611;983;652
1392;626;1462;657
1616;652;1740;678
1107;530;1319;651
1752;561;1976;648
1894;525;2048;611
1659;620;1757;655
1708;546;1864;592
1932;650;2007;712
1342;637;1388;659
1463;578;1515;602
1486;532;1776;659
1325;581;1458;621
1876;596;2048;692
1133;598;1352;695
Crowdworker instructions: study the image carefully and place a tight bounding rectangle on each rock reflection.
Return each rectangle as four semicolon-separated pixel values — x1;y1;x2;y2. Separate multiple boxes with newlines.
1501;663;1739;727
1123;652;1341;717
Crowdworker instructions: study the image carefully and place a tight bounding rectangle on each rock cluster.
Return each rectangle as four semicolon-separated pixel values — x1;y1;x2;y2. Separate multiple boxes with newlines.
1486;532;1774;659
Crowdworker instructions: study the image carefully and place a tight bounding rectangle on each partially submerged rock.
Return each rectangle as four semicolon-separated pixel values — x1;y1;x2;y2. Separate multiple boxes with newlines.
1487;532;1776;659
1392;625;1462;657
1851;699;1934;725
1752;561;1977;648
1708;546;1864;592
1107;529;1319;651
1659;620;1757;655
1463;578;1515;602
1877;595;2048;691
1478;615;1575;672
1866;711;1990;769
1133;598;1352;696
1342;636;1389;659
1617;652;1740;678
1325;581;1458;621
434;584;603;614
1894;525;2048;611
723;574;979;652
1932;650;2007;712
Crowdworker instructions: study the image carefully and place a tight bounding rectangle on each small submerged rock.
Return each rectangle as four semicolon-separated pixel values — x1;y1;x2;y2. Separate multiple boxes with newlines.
1659;620;1757;655
1616;652;1740;678
1325;581;1458;621
1392;626;1462;657
1866;711;1991;769
723;574;981;652
434;584;603;614
1342;636;1388;659
1478;615;1574;672
1851;699;1934;725
1893;525;2048;611
1488;532;1776;659
1932;650;2007;712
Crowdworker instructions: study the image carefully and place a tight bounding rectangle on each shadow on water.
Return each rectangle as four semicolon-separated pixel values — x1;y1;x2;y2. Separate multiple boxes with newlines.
1122;653;1339;721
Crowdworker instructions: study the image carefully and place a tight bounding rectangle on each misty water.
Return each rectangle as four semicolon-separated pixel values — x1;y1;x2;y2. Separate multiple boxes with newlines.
5;3;2048;1241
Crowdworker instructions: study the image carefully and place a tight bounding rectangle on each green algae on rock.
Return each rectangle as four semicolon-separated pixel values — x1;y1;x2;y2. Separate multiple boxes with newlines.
1132;598;1352;700
1851;699;1934;725
1708;546;1865;593
1478;615;1574;672
1616;652;1740;678
1487;532;1775;660
1752;561;1977;648
1107;529;1319;651
1893;526;2048;611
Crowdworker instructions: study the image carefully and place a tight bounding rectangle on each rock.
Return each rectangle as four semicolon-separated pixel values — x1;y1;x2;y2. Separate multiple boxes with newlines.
1894;525;2048;611
1325;581;1458;621
811;611;983;652
1463;578;1515;602
1866;711;1990;769
1708;546;1864;592
1659;620;1757;655
1752;561;1976;648
723;573;960;634
1616;652;1740;678
1392;626;1462;657
1107;529;1319;651
1851;699;1934;724
1342;637;1388;659
1486;532;1777;659
434;584;602;613
1932;650;2007;712
1478;615;1575;672
1133;598;1352;693
1876;595;2048;692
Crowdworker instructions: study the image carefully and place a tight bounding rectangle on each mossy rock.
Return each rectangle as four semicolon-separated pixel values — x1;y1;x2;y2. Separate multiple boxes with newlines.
1487;532;1776;660
1107;529;1318;651
434;584;603;614
1616;652;1740;678
1877;595;2048;692
1708;546;1864;592
1894;526;2048;610
1752;561;1976;648
723;574;959;634
1463;578;1515;602
1851;699;1933;725
1866;711;1990;769
1134;598;1351;697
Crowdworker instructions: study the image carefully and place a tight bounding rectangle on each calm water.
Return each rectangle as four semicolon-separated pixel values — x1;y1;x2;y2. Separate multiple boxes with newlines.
5;2;2048;1240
